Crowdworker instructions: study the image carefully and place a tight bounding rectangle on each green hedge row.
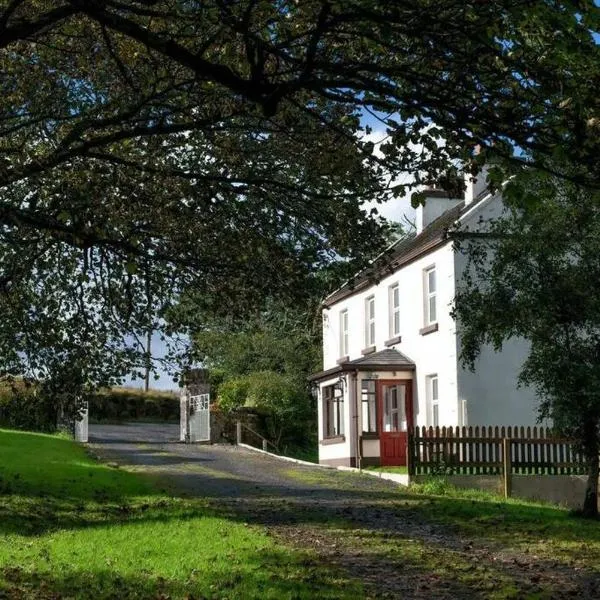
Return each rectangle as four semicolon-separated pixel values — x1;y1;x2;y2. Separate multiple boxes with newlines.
89;388;180;422
0;385;58;432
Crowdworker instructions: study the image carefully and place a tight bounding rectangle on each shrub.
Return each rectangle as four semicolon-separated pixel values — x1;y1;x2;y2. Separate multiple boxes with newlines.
0;380;59;432
89;387;180;422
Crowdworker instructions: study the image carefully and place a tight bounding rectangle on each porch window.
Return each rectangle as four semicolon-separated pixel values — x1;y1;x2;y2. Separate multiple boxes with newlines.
389;283;400;337
427;375;439;427
365;295;375;346
361;379;377;433
339;309;349;356
424;266;437;325
323;383;344;437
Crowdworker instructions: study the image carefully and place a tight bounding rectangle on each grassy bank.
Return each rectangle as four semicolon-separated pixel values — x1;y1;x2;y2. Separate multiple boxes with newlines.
0;428;360;599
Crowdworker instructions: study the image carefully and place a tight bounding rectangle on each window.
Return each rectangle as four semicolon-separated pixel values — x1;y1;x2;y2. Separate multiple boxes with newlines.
339;309;349;356
361;380;377;433
389;283;400;337
323;384;344;437
365;295;375;346
427;375;439;427
424;266;437;325
460;398;468;426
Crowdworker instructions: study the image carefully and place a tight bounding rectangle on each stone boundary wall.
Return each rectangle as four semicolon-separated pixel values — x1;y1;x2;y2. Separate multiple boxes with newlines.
412;473;597;510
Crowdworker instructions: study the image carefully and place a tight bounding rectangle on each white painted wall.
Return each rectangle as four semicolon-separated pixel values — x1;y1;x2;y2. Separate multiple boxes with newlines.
320;190;542;451
323;242;460;429
453;193;539;426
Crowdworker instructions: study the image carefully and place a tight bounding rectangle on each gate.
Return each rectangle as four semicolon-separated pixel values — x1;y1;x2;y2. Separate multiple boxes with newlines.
187;393;211;442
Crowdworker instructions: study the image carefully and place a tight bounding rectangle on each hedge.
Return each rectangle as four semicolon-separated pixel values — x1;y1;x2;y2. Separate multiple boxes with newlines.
89;387;180;422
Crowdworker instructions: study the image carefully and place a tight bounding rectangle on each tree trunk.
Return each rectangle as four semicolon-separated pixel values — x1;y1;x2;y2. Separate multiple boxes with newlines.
583;451;599;518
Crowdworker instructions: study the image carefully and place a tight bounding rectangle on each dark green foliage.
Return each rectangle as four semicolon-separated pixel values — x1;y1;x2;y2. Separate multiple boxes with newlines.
0;382;58;432
453;169;600;516
89;388;180;423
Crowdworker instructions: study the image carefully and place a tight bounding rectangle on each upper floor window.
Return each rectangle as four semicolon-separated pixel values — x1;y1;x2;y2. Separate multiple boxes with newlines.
339;309;349;357
365;295;375;346
424;266;437;325
427;374;439;427
389;283;400;337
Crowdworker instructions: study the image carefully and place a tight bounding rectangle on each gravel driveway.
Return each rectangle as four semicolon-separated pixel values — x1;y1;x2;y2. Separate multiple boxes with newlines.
88;423;600;599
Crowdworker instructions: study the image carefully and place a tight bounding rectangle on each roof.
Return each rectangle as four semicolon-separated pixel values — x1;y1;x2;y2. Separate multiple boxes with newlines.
309;349;415;382
323;200;470;308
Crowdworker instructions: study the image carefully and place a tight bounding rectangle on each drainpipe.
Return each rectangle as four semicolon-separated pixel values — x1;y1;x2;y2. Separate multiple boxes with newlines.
352;370;361;470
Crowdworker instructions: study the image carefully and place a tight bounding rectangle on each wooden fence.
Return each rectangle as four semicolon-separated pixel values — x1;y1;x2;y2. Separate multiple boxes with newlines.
408;425;588;478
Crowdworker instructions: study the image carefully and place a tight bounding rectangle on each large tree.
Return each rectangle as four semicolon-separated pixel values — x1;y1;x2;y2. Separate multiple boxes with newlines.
0;1;598;391
453;170;600;517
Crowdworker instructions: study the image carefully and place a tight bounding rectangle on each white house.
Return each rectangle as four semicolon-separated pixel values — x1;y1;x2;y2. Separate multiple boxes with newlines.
310;175;539;467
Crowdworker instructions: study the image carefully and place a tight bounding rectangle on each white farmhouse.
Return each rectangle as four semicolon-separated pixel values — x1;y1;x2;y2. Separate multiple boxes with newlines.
310;175;539;467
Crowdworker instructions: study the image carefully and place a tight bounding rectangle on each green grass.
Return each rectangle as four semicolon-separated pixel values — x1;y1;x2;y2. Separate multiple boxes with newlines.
363;465;408;475
408;478;600;567
0;428;362;599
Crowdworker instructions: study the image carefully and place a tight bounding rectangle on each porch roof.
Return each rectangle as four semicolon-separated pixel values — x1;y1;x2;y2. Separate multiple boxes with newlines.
309;349;415;383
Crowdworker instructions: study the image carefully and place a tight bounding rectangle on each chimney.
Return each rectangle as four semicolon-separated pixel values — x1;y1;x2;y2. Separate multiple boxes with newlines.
415;189;463;234
464;166;489;206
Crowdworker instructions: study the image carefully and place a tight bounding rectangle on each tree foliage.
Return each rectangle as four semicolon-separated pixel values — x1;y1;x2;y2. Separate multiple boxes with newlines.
0;1;598;404
454;170;600;517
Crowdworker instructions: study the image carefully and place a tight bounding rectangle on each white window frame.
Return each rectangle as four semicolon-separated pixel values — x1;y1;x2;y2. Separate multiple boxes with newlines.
424;265;437;325
460;398;468;426
339;309;349;357
323;383;345;437
365;295;376;347
389;283;400;337
426;374;439;427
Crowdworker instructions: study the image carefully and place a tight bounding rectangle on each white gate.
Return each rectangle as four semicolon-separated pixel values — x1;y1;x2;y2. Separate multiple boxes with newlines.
188;393;210;442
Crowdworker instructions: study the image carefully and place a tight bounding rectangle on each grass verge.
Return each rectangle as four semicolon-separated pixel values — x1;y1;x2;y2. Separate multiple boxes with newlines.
0;428;361;599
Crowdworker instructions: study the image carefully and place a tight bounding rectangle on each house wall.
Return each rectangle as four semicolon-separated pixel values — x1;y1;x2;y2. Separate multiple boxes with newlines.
454;194;539;426
322;242;460;430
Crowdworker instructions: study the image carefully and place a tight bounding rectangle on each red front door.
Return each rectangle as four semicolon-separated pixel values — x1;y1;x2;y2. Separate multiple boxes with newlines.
378;380;413;466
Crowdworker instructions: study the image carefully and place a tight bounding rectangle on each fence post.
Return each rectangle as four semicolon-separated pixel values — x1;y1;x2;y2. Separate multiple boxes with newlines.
407;427;414;477
503;437;512;499
262;439;268;452
236;420;242;445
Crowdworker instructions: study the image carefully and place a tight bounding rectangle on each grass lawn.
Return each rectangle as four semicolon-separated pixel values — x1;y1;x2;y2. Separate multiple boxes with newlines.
0;428;361;599
363;465;408;475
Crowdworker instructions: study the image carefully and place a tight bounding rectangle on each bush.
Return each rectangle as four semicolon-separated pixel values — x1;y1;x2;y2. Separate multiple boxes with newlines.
89;387;180;422
218;371;315;451
0;380;59;432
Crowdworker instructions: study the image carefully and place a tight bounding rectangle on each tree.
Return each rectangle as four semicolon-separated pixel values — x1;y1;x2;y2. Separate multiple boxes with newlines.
0;1;598;404
453;170;600;517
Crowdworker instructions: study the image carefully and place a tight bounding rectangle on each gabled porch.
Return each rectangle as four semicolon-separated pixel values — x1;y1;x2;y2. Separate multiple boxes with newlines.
310;349;416;468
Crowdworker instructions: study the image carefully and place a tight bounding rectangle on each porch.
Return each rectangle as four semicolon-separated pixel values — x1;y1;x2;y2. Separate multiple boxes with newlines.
310;349;416;468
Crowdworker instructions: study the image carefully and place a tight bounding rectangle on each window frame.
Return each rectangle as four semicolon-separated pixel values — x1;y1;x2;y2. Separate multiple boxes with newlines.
360;379;377;434
389;283;400;337
424;265;437;326
323;383;345;438
426;374;439;427
339;309;349;357
365;295;376;347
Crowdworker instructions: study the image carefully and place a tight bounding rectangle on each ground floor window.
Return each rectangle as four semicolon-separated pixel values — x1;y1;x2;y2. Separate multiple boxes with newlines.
426;375;439;427
323;383;344;437
361;379;377;433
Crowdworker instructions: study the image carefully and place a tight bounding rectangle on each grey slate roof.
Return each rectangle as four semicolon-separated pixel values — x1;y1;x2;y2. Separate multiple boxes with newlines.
323;201;467;307
309;349;415;382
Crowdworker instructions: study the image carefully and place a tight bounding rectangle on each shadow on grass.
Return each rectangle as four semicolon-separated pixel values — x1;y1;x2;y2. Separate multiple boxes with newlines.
0;549;361;600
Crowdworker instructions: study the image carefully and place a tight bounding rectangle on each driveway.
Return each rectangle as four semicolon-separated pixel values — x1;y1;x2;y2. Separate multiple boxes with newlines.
88;423;600;599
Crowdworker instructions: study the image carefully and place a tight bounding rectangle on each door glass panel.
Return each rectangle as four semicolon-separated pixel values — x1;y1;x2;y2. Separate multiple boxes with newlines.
382;384;407;433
